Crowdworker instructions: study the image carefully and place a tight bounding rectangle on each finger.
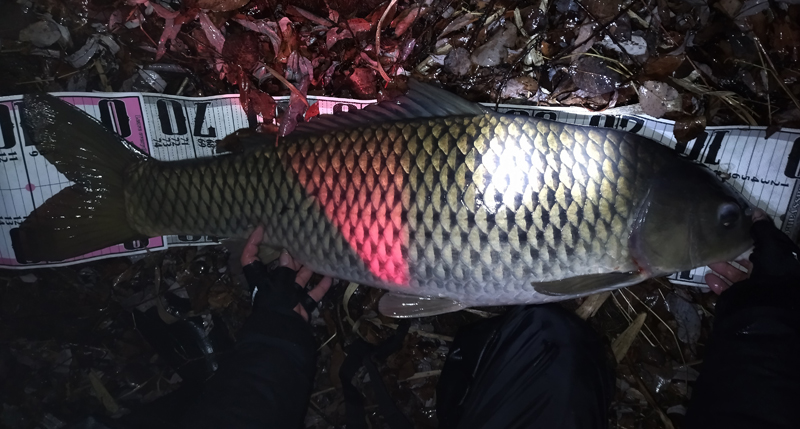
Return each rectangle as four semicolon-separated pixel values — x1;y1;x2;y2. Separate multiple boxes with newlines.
241;226;265;266
737;259;753;272
295;266;314;288
752;208;767;222
279;250;291;267
307;276;332;303
279;250;301;270
293;303;309;321
705;273;732;295
708;261;749;283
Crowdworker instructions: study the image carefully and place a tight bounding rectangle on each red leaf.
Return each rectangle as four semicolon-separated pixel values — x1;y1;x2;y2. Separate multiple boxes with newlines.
304;101;320;121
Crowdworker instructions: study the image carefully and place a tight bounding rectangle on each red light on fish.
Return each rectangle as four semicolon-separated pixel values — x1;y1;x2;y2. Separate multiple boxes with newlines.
290;146;409;286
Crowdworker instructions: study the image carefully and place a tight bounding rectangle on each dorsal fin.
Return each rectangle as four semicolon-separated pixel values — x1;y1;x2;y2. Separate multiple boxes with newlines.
289;80;488;138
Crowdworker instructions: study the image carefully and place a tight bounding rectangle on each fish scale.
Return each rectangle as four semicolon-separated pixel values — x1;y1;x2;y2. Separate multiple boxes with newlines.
123;113;667;306
16;83;753;316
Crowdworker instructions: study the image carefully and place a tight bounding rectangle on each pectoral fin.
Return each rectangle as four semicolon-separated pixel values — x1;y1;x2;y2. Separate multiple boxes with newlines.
378;293;467;318
532;272;646;297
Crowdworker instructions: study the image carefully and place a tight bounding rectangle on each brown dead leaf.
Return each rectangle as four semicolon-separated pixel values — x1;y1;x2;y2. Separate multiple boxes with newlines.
192;0;249;12
89;371;119;414
770;17;800;53
639;81;682;118
641;55;684;80
583;0;623;23
673;115;708;145
715;0;743;18
576;291;611;320
572;56;623;96
222;31;261;71
349;67;377;98
613;312;647;363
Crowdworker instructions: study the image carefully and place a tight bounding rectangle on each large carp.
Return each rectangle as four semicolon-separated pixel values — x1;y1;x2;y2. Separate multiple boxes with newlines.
14;81;753;317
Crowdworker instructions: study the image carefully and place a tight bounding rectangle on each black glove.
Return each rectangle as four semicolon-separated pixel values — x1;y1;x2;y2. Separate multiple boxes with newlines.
747;220;800;284
717;219;800;318
242;261;319;319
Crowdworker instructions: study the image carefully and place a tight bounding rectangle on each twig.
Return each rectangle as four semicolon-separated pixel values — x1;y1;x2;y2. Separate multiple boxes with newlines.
262;64;309;107
365;317;454;342
14;68;84;85
465;0;498;51
463;308;499;317
621;287;685;368
311;386;338;398
317;333;337;351
400;370;441;382
374;0;398;84
754;37;800;113
615;289;658;348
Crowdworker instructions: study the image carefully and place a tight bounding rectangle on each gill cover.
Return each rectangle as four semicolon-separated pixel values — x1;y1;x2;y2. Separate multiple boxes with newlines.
630;162;753;276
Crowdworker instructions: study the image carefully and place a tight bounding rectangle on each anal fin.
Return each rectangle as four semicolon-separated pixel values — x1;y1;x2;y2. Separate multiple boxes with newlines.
532;271;646;297
378;293;467;318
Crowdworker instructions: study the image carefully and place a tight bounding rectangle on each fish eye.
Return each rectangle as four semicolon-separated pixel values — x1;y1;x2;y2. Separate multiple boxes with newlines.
718;202;741;229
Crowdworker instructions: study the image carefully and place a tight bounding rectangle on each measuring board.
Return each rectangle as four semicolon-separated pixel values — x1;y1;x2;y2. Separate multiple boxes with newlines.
0;92;798;289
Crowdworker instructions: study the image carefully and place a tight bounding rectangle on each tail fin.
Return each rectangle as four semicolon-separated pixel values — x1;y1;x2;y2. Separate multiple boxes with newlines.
11;94;150;263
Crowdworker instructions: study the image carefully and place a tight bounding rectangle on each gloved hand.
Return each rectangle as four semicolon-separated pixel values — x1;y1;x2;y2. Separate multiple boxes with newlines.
241;226;332;321
746;220;800;286
706;210;800;318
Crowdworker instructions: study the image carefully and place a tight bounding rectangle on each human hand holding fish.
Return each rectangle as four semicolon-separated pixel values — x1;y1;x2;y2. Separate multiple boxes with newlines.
241;225;332;322
704;209;767;295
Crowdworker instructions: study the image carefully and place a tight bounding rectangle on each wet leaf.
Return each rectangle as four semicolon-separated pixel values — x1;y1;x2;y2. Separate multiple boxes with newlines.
198;11;225;53
673;115;708;145
665;292;701;346
599;34;648;56
771;17;800;53
222;31;261;72
737;0;769;18
392;6;426;37
641;55;685;80
471;22;518;67
348;67;377;98
444;47;471;75
639;81;682;118
18;20;63;47
194;0;250;12
572;56;623;96
715;0;743;18
500;76;539;99
286;5;335;27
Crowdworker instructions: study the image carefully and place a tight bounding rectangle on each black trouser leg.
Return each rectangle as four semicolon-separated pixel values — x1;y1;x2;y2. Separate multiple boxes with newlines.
437;304;614;429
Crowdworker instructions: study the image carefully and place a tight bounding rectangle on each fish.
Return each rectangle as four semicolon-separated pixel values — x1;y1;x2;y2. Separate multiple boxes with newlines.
13;81;754;317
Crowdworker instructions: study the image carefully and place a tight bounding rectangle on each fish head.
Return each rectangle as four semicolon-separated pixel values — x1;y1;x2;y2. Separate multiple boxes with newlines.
630;162;754;277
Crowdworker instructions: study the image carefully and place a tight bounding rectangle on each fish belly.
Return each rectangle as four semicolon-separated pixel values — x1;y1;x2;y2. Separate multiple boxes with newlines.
124;114;665;306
